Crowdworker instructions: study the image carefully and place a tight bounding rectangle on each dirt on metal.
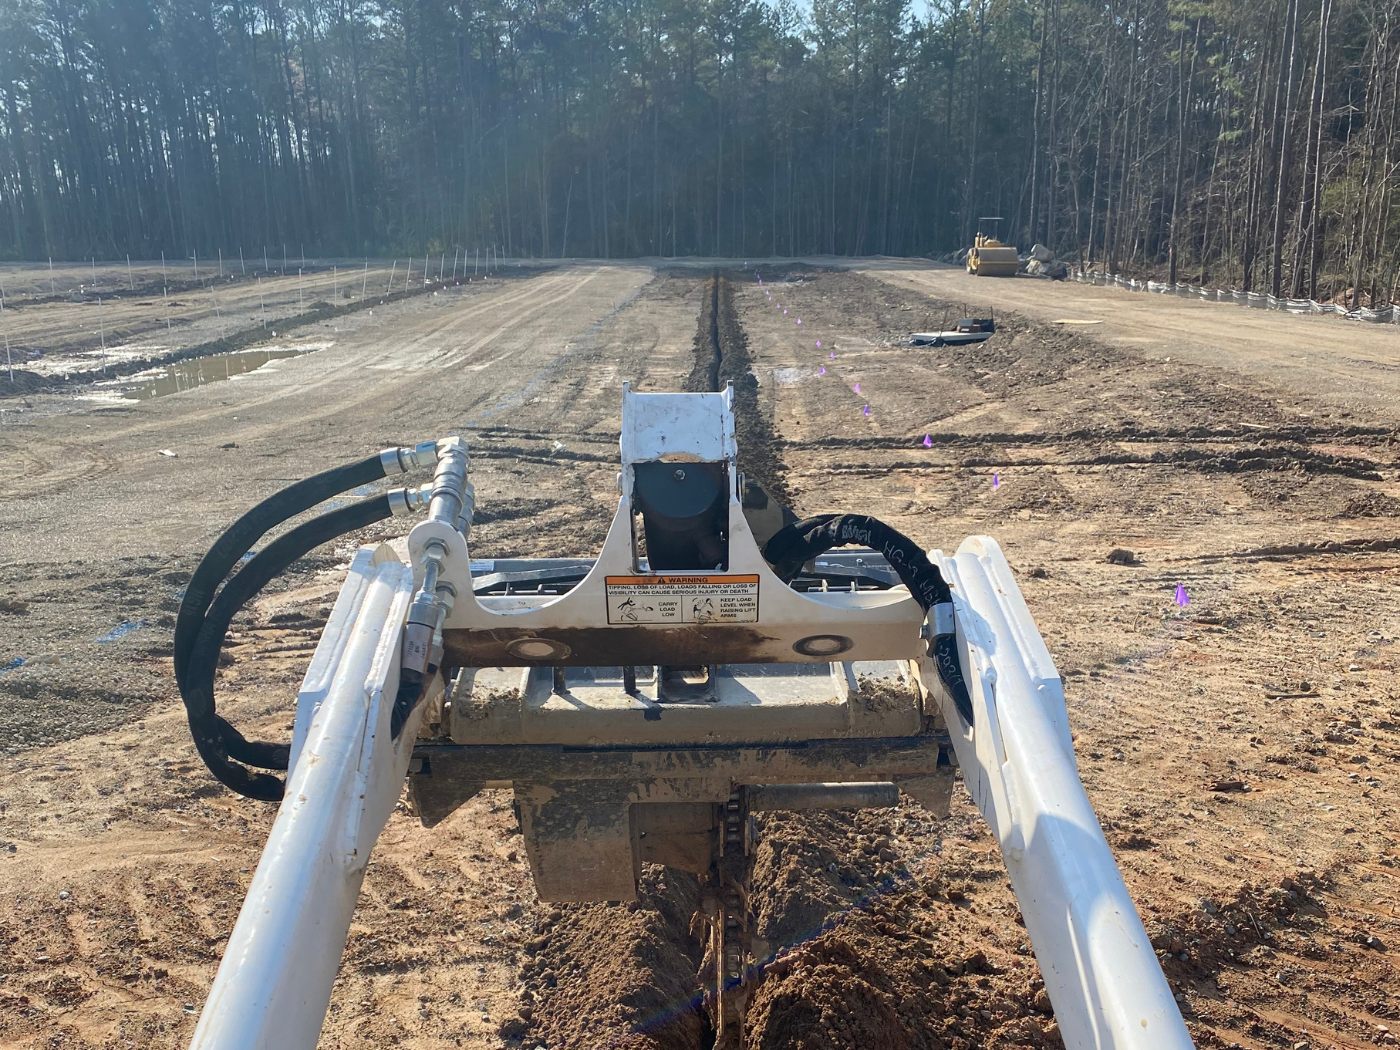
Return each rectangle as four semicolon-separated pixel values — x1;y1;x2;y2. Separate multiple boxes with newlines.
1;261;1398;1049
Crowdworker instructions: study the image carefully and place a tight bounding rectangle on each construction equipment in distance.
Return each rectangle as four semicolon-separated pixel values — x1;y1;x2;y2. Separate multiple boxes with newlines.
966;215;1021;276
179;386;1195;1050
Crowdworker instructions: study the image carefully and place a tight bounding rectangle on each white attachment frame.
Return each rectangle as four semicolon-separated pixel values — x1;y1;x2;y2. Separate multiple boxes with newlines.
187;385;1193;1050
929;536;1194;1049
189;545;422;1050
414;384;928;667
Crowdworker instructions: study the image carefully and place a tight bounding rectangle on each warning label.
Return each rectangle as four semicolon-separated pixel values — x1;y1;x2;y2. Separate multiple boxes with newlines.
605;574;760;625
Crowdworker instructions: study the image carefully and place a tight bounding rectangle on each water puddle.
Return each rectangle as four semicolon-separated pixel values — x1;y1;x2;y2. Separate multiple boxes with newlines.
84;341;329;401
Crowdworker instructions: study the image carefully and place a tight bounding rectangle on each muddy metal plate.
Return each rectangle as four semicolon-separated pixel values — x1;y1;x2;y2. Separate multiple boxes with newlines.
447;661;923;746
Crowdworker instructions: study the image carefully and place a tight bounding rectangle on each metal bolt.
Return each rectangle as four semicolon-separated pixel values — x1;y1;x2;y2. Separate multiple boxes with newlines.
673;468;686;481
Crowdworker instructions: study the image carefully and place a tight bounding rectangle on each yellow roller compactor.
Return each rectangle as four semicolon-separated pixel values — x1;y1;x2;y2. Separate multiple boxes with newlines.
966;216;1020;277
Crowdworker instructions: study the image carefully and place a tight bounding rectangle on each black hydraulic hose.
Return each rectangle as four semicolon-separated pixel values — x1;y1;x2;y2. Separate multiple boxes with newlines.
173;452;391;693
389;671;426;741
182;494;395;802
761;514;975;725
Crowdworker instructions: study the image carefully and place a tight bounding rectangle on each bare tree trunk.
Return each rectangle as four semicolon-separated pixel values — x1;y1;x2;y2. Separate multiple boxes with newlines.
1292;0;1332;298
1270;0;1301;297
1168;21;1199;285
1028;0;1050;243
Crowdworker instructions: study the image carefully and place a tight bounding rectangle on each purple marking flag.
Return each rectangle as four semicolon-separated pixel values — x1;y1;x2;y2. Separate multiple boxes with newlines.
816;339;822;348
852;382;861;394
992;471;1000;490
818;365;827;376
1174;583;1190;607
922;434;933;448
862;404;871;417
796;318;802;325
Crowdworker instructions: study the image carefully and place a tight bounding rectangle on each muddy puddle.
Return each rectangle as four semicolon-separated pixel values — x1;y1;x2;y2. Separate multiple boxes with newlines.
84;341;328;400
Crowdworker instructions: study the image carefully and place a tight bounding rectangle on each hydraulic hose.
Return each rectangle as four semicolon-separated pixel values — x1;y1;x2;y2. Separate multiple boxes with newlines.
761;514;975;725
182;494;398;801
173;445;432;693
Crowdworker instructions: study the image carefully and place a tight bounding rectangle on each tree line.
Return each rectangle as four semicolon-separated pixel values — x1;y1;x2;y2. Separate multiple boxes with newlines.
0;0;1396;304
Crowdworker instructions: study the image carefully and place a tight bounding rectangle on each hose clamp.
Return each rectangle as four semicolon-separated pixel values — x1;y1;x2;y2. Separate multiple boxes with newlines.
931;602;956;638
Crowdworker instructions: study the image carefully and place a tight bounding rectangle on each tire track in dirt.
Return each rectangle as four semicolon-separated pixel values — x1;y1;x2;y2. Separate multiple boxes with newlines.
787;444;1390;480
0;263;455;381
1186;535;1400;561
781;422;1398;449
0;265;516;392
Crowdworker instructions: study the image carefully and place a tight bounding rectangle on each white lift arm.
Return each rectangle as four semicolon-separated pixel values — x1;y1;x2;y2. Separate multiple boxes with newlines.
190;546;421;1050
931;536;1194;1049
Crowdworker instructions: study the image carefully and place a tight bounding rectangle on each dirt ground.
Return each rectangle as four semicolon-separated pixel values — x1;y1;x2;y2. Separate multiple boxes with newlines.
0;259;1397;1049
857;260;1400;414
0;257;514;385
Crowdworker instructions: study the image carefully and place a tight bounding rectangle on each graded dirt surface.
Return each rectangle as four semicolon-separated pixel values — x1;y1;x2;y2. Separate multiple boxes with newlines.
856;259;1400;415
0;258;526;393
1;261;1398;1049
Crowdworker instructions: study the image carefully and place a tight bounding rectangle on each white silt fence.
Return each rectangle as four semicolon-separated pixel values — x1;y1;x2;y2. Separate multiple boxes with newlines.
1070;269;1400;325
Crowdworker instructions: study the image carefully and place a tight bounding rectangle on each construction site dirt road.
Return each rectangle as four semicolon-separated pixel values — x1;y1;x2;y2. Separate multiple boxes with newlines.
1;260;1397;1049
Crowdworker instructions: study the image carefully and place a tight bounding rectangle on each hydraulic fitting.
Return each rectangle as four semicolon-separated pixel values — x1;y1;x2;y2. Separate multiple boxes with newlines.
427;437;470;527
380;440;442;475
401;437;470;676
403;538;455;676
387;483;435;516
